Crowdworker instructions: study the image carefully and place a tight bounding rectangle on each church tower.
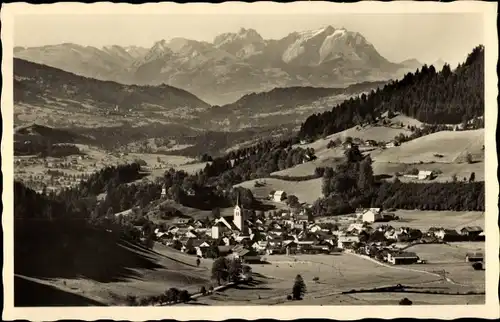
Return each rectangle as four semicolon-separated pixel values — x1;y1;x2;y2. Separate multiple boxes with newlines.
161;184;167;198
233;193;246;233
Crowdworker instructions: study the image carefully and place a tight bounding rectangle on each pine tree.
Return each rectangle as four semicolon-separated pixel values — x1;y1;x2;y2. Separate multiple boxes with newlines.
357;156;374;190
292;274;306;300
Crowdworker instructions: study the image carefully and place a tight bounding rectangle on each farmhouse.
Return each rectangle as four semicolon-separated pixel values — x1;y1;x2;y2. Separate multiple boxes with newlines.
273;190;287;203
434;228;460;241
361;208;383;223
387;252;419;265
385;141;399;148
364;139;378;147
465;252;484;262
460;226;483;237
173;217;191;225
337;236;359;249
418;170;435;180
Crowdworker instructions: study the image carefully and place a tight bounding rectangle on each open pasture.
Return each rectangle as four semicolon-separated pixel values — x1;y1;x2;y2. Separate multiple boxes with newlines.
191;253;472;306
404;243;483;264
372;129;484;164
373;210;484;231
371;161;485;182
234;177;322;204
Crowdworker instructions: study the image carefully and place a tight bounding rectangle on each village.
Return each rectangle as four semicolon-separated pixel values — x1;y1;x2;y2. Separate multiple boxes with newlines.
134;187;485;271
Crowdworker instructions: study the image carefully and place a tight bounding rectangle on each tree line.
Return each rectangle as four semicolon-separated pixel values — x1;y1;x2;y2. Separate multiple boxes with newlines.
298;45;484;141
313;145;485;217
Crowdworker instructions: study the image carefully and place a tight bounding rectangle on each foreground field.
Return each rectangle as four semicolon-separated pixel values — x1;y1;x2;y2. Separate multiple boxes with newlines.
189;252;484;306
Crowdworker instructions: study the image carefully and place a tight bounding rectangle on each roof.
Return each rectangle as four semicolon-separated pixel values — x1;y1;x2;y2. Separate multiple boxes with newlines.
274;190;286;196
461;226;483;232
393;252;419;258
418;170;433;175
217;245;233;253
466;252;484;258
338;236;359;242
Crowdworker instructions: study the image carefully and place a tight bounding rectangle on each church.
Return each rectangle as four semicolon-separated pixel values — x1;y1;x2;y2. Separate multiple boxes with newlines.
211;194;250;240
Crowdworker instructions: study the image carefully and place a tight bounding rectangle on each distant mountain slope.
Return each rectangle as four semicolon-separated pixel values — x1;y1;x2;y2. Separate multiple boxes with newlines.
14;58;211;129
15;123;90;144
15;25;415;105
298;45;484;140
203;81;387;130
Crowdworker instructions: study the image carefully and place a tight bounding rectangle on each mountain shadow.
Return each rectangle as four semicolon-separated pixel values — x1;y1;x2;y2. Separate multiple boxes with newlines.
14;220;165;283
14;275;107;307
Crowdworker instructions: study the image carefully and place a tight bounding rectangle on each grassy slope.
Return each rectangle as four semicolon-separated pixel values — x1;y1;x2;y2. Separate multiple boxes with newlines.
234;177;322;205
277;118;484;183
14;221;210;306
372;210;485;230
372;129;484;163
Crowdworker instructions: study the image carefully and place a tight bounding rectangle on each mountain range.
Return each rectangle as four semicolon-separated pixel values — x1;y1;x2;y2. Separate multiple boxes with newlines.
15;26;423;105
14;57;384;133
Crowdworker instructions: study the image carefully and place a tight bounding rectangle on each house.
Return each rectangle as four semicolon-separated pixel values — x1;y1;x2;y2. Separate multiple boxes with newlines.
385;141;399;148
418;170;435;180
387;252;419;265
308;224;322;233
252;241;269;253
362;208;383;223
364;139;378;147
273;190;287;203
347;223;364;233
337;236;359;249
114;209;134;217
161;185;167;198
465;252;484;262
435;228;460;241
460;226;483;237
173;217;191;225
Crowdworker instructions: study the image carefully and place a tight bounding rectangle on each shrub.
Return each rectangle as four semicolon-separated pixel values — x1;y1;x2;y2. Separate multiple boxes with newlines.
312;277;319;282
472;262;484;270
179;290;191;303
200;286;207;295
125;295;138;306
399;297;413;305
287;295;293;301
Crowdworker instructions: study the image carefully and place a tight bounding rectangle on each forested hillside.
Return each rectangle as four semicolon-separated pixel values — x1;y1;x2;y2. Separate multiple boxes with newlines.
299;45;484;140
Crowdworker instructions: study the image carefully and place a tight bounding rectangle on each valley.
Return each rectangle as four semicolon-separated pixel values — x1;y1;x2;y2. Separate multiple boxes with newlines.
12;32;486;309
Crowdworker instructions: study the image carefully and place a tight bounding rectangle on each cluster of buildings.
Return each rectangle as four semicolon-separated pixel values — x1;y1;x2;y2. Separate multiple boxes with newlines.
147;201;484;267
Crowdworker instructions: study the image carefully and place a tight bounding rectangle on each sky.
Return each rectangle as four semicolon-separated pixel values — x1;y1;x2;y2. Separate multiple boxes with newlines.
14;13;484;66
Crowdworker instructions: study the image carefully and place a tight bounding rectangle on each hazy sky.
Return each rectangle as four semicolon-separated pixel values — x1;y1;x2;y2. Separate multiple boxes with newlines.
14;13;483;66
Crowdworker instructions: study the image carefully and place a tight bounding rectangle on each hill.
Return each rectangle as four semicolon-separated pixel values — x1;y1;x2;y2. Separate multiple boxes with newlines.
234;177;322;205
14;58;211;129
15;26;414;105
15;123;91;144
15;220;210;306
372;129;484;164
299;45;484;140
205;81;386;130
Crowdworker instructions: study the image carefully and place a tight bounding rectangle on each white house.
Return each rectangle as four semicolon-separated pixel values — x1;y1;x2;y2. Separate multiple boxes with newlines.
418;170;434;180
362;208;383;223
273;190;287;203
385;141;399;148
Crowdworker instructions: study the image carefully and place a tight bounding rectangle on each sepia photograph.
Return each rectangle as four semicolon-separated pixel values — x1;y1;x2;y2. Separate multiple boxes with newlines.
1;1;499;320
